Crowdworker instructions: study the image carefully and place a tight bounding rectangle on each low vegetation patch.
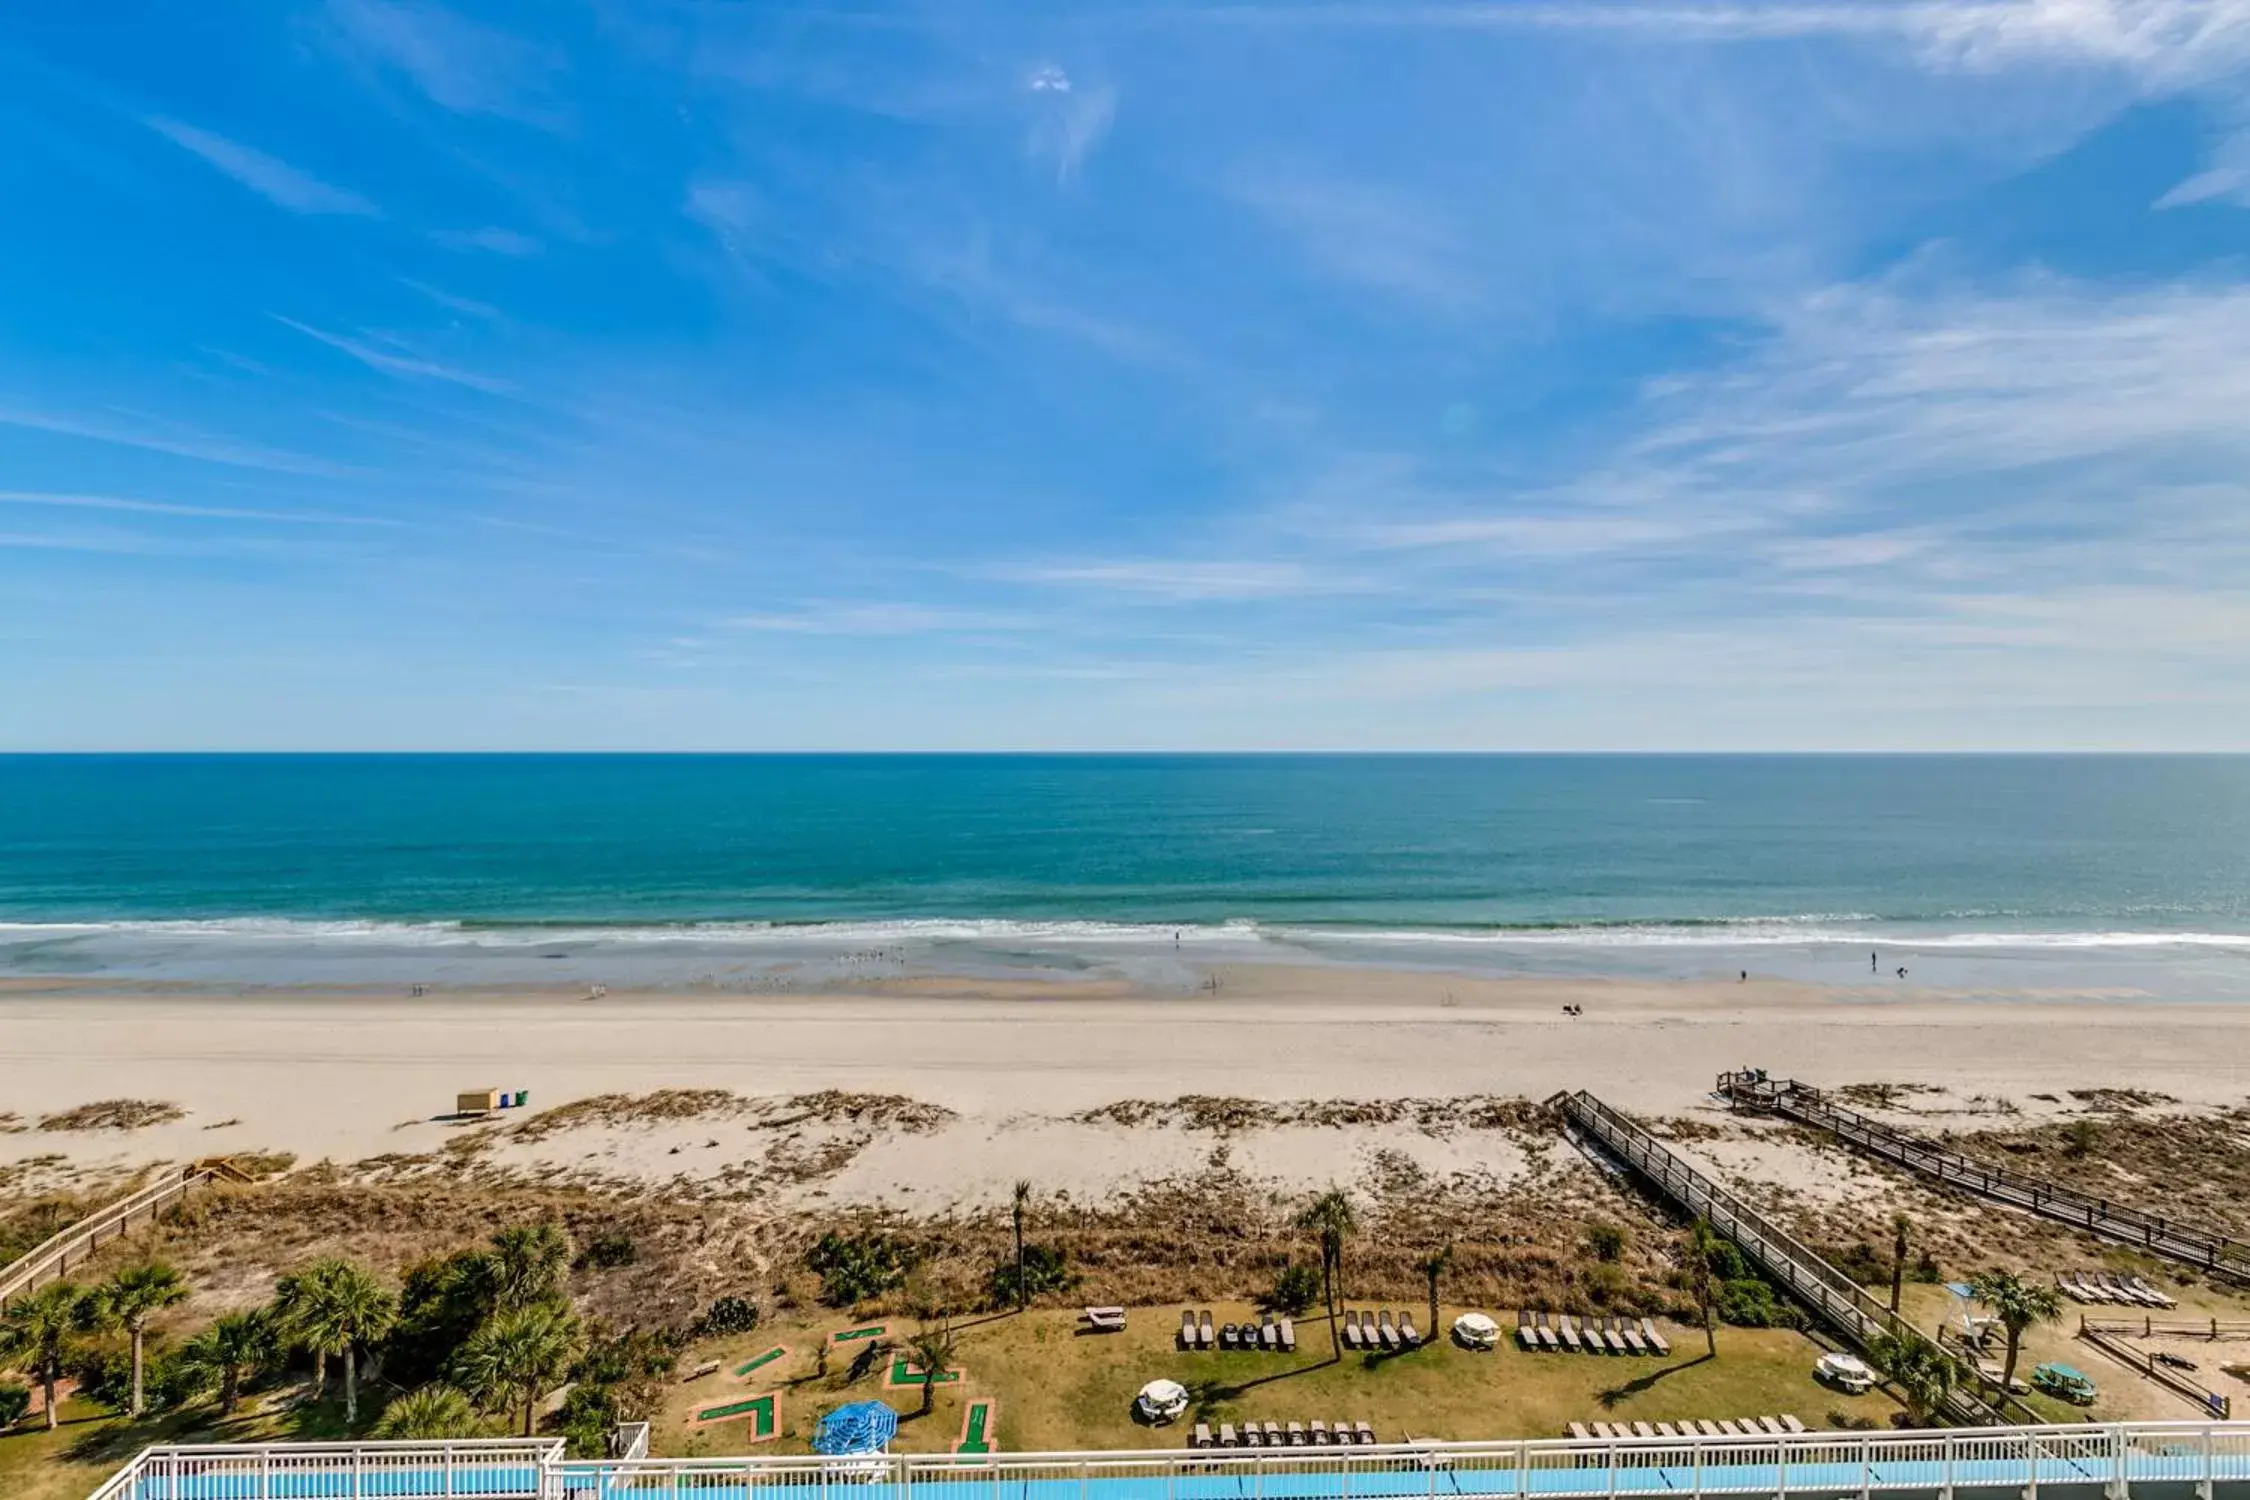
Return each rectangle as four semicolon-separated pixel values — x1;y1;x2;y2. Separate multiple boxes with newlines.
35;1100;186;1133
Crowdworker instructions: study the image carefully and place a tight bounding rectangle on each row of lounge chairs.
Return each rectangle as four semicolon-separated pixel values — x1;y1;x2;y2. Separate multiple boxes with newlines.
1567;1416;1806;1441
1192;1420;1377;1449
1341;1309;1421;1351
2057;1271;2176;1308
1179;1310;1299;1352
1517;1311;1672;1356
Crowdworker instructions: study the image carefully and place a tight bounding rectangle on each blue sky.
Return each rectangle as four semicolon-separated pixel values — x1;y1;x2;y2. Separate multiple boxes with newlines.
4;0;2249;750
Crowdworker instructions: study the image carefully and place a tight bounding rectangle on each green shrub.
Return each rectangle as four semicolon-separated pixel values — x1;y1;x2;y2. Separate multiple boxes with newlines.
989;1244;1074;1307
807;1234;915;1307
557;1383;620;1458
692;1296;760;1337
1703;1240;1748;1282
1714;1277;1798;1328
70;1341;196;1416
577;1231;637;1271
0;1379;30;1429
1583;1224;1627;1263
1267;1262;1321;1315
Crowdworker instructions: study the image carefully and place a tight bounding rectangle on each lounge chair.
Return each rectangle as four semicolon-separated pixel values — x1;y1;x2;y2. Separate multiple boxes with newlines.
1242;1424;1262;1449
1341;1310;1362;1350
1311;1420;1329;1446
2127;1274;2177;1308
1640;1318;1671;1356
1717;1420;1744;1436
1194;1422;1213;1449
1356;1421;1375;1446
2071;1273;2112;1304
1200;1311;1216;1348
1399;1311;1421;1346
1220;1424;1239;1448
1590;1422;1617;1440
1651;1422;1675;1439
1568;1422;1594;1442
1264;1421;1282;1446
1600;1319;1628;1355
2094;1272;2138;1304
1219;1323;1238;1350
1085;1306;1127;1333
1278;1318;1297;1353
1377;1310;1400;1352
2054;1272;2086;1304
1558;1314;1584;1353
1536;1310;1561;1351
1619;1318;1648;1355
1287;1421;1307;1447
1696;1421;1724;1438
1756;1417;1785;1436
1779;1415;1806;1434
2115;1273;2164;1308
1630;1422;1655;1439
1181;1310;1199;1349
1516;1311;1538;1351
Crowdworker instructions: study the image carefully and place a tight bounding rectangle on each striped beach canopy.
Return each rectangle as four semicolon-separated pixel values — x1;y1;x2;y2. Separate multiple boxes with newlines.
814;1400;899;1455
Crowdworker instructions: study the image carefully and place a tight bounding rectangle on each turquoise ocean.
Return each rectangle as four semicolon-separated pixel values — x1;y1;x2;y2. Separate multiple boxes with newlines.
2;755;2247;997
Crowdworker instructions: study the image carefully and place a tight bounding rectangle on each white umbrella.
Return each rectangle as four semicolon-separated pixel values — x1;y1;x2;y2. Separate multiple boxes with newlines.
1135;1379;1191;1423
1452;1312;1500;1349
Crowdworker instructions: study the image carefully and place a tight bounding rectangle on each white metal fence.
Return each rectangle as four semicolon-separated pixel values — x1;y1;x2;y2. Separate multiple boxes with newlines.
87;1424;2250;1500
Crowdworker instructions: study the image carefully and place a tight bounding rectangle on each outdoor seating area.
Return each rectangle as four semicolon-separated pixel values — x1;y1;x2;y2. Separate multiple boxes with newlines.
1566;1415;1806;1440
1178;1309;1298;1352
1084;1306;1129;1333
1190;1418;1380;1448
2058;1271;2177;1308
1340;1308;1421;1351
1514;1311;1673;1355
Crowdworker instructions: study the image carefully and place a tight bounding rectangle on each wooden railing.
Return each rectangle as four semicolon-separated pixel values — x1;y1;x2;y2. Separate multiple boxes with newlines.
0;1160;241;1309
2079;1320;2233;1421
1553;1090;2037;1426
1716;1071;2250;1286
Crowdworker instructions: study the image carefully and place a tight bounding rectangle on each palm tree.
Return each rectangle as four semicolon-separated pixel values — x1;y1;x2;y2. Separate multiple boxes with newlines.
1968;1269;2064;1392
1888;1214;1912;1314
376;1382;485;1440
486;1223;572;1313
1685;1221;1720;1358
1011;1180;1032;1312
0;1281;89;1431
1869;1332;1954;1427
90;1262;189;1418
454;1302;582;1436
182;1310;274;1417
1295;1189;1357;1359
1416;1245;1453;1350
905;1320;957;1418
280;1258;396;1424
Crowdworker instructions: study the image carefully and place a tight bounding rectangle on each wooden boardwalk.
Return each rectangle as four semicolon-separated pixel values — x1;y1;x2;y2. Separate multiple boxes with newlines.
0;1157;249;1310
1716;1072;2250;1286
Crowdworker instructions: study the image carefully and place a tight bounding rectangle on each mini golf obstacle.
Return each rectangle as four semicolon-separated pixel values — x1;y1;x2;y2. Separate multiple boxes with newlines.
831;1323;887;1344
690;1391;780;1440
812;1399;898;1456
888;1353;964;1388
733;1345;789;1379
954;1398;998;1455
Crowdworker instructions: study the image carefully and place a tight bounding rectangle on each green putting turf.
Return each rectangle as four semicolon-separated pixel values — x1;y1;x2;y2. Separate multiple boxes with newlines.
831;1324;887;1343
888;1354;964;1387
695;1392;779;1437
955;1399;996;1455
734;1346;788;1377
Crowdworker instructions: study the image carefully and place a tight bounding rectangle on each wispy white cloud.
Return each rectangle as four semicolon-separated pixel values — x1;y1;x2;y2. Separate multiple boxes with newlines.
1024;64;1117;182
325;0;562;126
273;316;515;394
1008;559;1360;601
1229;172;1482;309
146;117;378;216
429;226;542;255
0;404;350;476
0;490;381;526
722;602;1026;635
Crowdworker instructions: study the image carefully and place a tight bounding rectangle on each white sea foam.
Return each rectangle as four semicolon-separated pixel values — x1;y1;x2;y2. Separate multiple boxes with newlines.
2;915;2247;952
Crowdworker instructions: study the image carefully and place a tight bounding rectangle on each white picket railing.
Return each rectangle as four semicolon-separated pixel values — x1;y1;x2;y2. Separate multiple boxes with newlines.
85;1423;2250;1500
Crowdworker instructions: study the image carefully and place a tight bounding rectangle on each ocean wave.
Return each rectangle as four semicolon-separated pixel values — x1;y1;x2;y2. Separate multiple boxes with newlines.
2;915;2248;952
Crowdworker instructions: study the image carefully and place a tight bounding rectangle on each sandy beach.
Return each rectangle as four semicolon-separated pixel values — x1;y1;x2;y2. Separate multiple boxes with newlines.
7;966;2248;1212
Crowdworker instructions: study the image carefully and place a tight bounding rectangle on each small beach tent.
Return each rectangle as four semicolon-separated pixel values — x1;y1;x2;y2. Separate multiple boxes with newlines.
813;1401;900;1455
456;1089;502;1115
1136;1380;1191;1424
1452;1312;1500;1350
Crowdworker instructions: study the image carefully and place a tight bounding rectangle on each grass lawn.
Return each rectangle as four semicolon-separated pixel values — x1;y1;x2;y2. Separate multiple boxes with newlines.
0;1391;360;1500
663;1304;1901;1457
